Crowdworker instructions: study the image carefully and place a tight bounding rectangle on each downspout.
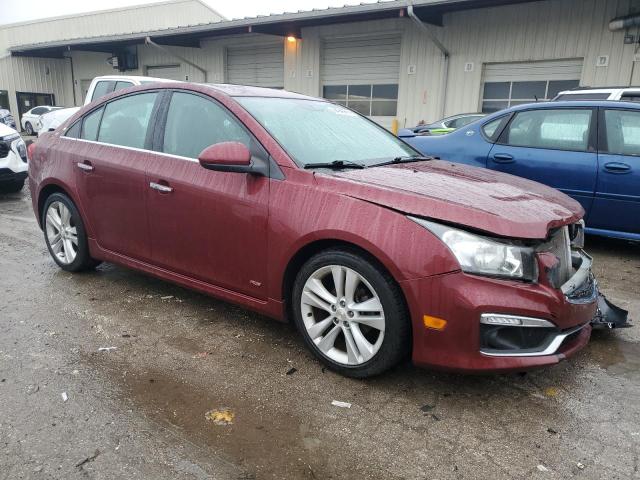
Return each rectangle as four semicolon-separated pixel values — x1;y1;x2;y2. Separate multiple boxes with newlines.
67;54;77;106
407;4;449;118
144;37;208;82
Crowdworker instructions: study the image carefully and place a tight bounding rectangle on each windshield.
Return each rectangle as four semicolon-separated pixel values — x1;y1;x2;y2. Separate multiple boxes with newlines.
236;97;416;167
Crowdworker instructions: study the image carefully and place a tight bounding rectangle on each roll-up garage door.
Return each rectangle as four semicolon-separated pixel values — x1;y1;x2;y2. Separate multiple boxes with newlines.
320;34;401;127
226;42;284;88
480;59;583;113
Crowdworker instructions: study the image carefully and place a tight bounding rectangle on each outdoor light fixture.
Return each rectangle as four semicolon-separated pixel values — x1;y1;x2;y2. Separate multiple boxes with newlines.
287;36;297;43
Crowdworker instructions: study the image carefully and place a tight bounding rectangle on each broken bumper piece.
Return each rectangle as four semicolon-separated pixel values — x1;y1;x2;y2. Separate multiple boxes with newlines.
591;293;631;329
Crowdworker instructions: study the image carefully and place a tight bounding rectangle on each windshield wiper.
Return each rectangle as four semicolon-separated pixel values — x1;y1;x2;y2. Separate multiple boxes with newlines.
373;155;432;167
303;160;366;169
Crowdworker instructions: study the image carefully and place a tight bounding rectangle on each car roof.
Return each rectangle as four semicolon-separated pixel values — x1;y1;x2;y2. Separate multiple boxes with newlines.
490;100;640;116
205;83;322;100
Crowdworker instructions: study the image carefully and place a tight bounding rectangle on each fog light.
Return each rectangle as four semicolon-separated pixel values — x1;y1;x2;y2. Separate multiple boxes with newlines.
423;315;447;330
480;313;554;328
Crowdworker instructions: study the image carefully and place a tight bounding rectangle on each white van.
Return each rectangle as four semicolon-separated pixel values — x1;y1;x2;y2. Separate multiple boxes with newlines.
553;87;640;102
37;75;176;135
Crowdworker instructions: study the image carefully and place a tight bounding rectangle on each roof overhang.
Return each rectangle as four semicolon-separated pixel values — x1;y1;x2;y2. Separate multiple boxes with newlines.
10;0;542;58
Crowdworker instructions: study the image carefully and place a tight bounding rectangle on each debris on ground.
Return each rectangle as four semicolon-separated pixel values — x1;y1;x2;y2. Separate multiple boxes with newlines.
75;449;100;468
193;352;209;359
286;367;297;375
331;400;351;408
547;427;558;434
576;462;585;470
543;387;559;397
98;347;117;352
537;464;549;472
160;295;174;300
26;384;39;395
420;404;434;413
205;408;234;425
61;392;68;402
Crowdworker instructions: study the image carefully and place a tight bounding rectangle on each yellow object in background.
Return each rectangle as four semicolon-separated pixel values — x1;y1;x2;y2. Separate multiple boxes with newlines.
391;118;399;135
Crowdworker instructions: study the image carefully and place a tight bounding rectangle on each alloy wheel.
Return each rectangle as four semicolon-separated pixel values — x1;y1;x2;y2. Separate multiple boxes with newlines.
300;265;385;366
45;201;78;264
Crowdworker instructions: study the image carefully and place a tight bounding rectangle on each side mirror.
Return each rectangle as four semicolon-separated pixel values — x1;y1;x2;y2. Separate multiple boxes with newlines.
198;141;253;173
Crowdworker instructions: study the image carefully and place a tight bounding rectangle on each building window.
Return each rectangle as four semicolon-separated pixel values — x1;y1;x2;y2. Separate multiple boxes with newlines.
481;79;579;113
323;84;398;116
0;90;9;110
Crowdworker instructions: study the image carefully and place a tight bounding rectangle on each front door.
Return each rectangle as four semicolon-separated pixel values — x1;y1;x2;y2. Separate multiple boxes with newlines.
588;108;640;236
487;107;598;216
72;91;159;261
145;91;269;299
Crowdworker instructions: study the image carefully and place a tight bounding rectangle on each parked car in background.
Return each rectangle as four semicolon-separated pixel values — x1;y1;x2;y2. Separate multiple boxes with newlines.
400;101;640;241
0;122;28;193
38;75;178;136
37;107;81;136
399;113;486;137
0;109;17;130
21;106;63;135
553;87;640;102
28;83;619;377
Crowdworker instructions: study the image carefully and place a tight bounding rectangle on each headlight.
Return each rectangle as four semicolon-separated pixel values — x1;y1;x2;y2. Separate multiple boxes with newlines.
409;217;538;281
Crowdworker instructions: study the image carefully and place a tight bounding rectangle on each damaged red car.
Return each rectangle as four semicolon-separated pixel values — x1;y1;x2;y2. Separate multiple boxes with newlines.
28;83;628;378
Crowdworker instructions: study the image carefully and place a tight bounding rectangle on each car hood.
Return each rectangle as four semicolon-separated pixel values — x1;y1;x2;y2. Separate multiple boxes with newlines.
316;160;583;239
0;122;18;137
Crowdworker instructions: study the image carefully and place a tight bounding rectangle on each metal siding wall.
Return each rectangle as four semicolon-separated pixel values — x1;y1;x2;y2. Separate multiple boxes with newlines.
226;42;285;87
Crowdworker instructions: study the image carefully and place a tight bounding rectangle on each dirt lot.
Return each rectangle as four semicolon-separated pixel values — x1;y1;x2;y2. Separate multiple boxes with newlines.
1;187;639;480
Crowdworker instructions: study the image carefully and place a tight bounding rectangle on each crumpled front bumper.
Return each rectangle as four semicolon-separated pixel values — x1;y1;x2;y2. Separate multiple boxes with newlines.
403;249;630;373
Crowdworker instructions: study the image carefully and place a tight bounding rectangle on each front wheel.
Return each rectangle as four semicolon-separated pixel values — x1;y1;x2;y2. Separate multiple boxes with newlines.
292;249;411;378
42;193;101;272
24;122;33;135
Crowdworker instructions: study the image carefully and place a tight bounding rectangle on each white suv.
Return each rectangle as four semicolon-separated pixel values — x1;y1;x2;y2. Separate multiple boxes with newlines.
553;87;640;102
36;75;176;135
0;123;28;193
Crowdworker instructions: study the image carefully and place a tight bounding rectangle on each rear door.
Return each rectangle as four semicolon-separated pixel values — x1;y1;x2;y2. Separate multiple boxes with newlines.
72;91;160;261
487;107;597;215
588;107;640;235
145;90;270;299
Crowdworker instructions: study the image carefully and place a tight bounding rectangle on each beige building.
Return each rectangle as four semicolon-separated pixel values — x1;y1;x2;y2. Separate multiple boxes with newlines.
2;0;640;129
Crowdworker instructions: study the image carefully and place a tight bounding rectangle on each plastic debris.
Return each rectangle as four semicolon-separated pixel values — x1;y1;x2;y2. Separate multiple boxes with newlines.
98;347;117;352
161;295;174;300
205;408;234;425
537;465;549;472
61;392;68;402
331;400;351;408
576;463;585;470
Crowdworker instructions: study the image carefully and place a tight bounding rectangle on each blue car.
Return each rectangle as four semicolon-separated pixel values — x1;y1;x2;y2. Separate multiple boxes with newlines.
400;101;640;241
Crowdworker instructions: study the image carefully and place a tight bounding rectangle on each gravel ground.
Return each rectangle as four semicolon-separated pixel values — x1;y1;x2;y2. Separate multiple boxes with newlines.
1;186;638;480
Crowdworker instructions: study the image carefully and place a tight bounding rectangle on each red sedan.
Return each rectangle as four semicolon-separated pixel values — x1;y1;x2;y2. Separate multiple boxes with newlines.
29;83;600;377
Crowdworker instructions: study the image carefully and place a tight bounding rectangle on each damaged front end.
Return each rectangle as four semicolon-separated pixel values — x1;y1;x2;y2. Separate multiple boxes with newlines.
540;221;631;330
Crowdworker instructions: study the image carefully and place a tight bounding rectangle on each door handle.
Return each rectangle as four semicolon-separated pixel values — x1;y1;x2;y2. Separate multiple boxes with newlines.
76;161;94;172
604;162;631;173
492;153;515;164
150;181;173;193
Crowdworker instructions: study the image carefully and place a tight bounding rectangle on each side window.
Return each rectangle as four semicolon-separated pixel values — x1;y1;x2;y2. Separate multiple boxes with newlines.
32;107;47;115
620;93;640;103
604;110;640;156
65;121;81;138
114;81;134;93
81;107;104;141
91;81;116;102
98;93;158;149
162;92;251;158
502;109;592;151
482;116;507;141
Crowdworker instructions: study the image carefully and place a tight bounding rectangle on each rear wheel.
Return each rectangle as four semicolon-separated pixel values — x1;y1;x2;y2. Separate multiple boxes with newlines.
292;249;411;378
25;122;33;135
42;193;100;272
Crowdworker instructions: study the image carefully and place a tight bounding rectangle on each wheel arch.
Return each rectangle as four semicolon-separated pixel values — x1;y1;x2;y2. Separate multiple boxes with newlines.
281;238;409;323
37;182;78;229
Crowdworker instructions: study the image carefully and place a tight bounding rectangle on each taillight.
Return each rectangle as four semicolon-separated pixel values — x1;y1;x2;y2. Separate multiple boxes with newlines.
27;142;36;160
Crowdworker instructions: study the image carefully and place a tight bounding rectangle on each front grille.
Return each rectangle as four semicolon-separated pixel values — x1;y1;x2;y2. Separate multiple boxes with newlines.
0;141;9;159
538;226;572;284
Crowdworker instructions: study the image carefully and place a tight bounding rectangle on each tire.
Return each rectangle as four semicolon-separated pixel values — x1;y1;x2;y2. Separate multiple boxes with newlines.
42;192;101;272
292;248;411;378
0;179;24;193
25;122;33;135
